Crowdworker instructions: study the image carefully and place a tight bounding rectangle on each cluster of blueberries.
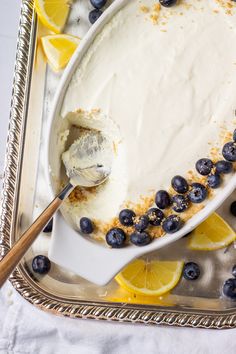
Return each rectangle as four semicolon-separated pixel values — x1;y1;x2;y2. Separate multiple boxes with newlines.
78;130;235;249
88;0;179;25
31;215;202;280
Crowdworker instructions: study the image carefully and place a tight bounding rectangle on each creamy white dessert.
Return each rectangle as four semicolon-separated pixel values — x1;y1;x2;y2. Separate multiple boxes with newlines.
57;0;236;237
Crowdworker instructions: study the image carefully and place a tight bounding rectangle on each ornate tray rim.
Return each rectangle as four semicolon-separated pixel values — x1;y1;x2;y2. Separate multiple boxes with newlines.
1;0;236;329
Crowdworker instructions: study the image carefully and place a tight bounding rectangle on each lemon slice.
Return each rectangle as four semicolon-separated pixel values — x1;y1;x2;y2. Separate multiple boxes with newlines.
35;0;71;33
188;213;236;251
115;259;184;296
41;34;80;71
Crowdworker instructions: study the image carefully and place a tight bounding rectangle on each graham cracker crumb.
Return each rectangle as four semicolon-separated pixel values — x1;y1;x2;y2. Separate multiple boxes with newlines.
186;170;206;185
95;217;133;237
113;141;118;156
140;5;150;13
225;9;232;15
124;194;155;215
150;14;159;24
215;0;236;15
149;226;164;238
180;204;204;222
68;185;99;203
153;3;161;12
209;147;220;163
182;3;192;10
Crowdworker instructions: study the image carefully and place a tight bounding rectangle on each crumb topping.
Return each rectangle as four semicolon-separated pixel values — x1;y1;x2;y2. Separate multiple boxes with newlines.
65;126;235;240
68;185;99;203
138;0;236;28
140;5;150;13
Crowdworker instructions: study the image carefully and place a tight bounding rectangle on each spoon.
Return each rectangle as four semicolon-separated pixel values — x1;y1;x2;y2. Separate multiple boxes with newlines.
0;131;111;287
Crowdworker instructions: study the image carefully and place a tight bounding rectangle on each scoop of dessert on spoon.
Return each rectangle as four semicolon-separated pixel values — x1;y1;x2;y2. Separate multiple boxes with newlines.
62;129;112;188
0;130;112;287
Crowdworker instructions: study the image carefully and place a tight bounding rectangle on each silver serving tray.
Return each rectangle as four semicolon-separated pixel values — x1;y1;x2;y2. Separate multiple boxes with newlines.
1;0;236;328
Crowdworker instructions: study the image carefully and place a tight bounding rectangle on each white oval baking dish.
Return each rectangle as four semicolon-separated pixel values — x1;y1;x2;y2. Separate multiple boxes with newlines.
46;0;236;285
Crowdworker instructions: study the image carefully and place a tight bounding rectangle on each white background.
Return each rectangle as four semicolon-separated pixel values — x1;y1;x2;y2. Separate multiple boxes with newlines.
1;1;236;353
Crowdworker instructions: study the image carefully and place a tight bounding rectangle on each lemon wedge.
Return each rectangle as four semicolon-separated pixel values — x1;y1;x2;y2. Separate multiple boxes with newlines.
188;213;236;251
41;34;80;71
115;259;184;296
35;0;71;33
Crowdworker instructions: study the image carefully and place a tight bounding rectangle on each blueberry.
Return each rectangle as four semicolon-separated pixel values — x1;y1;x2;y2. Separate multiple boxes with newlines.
130;231;152;246
146;208;164;226
222;142;236;162
230;201;236;217
89;9;102;24
232;265;236;278
90;0;106;9
233;129;236;142
222;278;236;299
188;183;207;203
162;215;183;234
106;228;126;248
80;217;94;234
172;194;189;213
171;175;189;194
159;0;177;7
43;218;53;233
155;190;171;209
207;173;221;189
195;158;213;176
134;215;149;232
32;255;51;274
119;209;136;226
183;262;200;280
215;160;233;174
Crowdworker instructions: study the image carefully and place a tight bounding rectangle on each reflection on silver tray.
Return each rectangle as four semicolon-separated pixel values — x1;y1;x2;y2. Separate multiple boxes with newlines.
1;0;236;328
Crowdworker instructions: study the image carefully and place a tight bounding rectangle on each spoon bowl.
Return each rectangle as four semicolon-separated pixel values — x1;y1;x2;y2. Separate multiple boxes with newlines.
69;164;111;188
63;130;112;188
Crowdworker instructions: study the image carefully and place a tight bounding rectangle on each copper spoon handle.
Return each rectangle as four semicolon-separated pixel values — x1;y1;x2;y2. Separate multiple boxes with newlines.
0;183;73;288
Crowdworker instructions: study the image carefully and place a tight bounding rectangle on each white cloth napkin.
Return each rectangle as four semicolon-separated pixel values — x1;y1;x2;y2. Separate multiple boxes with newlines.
1;282;236;354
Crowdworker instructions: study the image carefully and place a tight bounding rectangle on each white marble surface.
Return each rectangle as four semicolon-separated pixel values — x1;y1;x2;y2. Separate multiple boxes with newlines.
1;1;236;353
